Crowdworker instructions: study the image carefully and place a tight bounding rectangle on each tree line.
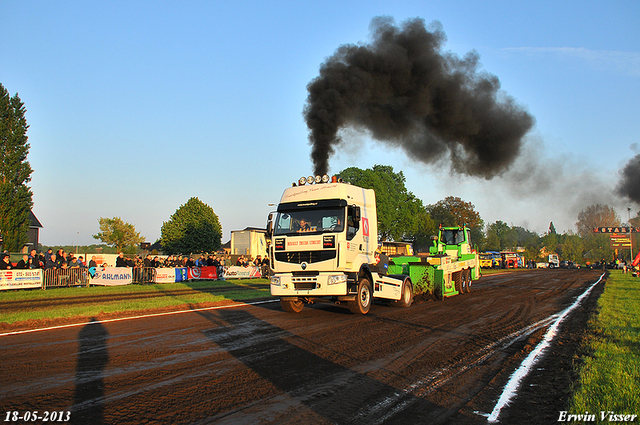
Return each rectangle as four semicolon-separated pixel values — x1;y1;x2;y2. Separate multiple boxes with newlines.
337;165;637;264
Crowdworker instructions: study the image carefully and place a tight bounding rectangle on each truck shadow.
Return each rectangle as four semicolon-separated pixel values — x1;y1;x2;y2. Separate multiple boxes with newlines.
71;318;109;425
197;307;448;424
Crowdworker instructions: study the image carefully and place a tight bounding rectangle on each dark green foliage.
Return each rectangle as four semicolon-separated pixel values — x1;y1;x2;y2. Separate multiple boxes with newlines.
0;83;33;251
426;196;485;249
161;197;222;255
337;165;434;244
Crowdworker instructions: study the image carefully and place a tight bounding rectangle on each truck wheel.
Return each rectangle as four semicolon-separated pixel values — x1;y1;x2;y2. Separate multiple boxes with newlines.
281;298;304;313
453;271;462;294
349;277;372;314
396;278;413;308
460;270;468;294
464;268;472;293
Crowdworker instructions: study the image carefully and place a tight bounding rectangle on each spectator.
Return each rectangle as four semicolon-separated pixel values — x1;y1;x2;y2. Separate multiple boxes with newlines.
29;252;42;269
261;256;270;278
56;249;67;266
15;254;30;269
212;256;222;279
144;254;153;268
0;254;12;270
89;256;98;268
116;252;127;268
55;251;67;268
44;248;53;263
29;249;42;268
45;254;58;270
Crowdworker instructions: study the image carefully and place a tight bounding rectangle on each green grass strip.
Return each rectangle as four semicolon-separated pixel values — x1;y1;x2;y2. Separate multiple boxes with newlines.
568;270;640;415
0;279;273;324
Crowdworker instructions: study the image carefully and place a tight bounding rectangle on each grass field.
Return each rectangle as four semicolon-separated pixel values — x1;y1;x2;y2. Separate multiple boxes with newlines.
568;270;640;417
0;279;272;324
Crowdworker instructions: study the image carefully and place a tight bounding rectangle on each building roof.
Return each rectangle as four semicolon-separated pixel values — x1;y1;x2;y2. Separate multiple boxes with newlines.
29;211;43;228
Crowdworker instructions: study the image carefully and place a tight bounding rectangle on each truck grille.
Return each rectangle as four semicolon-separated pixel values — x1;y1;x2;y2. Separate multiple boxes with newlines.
275;250;337;264
292;273;318;290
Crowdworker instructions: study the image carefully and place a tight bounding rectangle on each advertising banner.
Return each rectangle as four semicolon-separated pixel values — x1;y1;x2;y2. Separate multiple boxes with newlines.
154;268;178;284
89;267;133;286
175;268;188;282
224;266;261;279
0;269;43;290
187;266;218;280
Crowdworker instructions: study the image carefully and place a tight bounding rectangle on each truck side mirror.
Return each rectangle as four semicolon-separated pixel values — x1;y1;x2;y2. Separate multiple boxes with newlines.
266;213;273;238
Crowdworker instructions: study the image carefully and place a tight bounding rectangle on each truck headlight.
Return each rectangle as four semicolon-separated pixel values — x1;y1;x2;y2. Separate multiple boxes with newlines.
271;276;281;286
328;275;347;285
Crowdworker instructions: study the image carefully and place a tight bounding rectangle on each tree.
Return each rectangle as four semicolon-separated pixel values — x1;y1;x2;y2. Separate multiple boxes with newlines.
93;217;145;253
161;197;222;255
0;84;33;252
512;226;542;262
576;204;621;237
484;221;516;251
427;196;485;249
561;232;585;263
541;231;559;256
575;204;619;263
337;165;434;242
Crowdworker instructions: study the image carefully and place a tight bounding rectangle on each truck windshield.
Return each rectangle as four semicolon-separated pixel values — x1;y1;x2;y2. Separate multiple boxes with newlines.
273;208;345;236
441;229;466;245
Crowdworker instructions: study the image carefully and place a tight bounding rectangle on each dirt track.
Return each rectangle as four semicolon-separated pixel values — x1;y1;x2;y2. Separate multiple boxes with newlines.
0;269;604;424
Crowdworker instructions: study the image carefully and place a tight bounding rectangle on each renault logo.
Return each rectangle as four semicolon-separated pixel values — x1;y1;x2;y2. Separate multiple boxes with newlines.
301;262;308;270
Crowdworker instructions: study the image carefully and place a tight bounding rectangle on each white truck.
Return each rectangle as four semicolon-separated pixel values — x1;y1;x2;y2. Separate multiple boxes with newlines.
267;175;413;314
267;175;480;314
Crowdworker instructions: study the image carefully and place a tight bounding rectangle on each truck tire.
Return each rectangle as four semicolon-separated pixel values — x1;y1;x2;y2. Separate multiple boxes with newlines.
349;277;372;314
464;269;473;293
453;271;462;294
460;270;468;294
395;278;413;308
281;298;304;313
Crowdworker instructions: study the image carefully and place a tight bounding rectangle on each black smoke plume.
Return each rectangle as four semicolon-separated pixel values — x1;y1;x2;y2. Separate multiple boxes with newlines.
616;154;640;204
304;17;535;177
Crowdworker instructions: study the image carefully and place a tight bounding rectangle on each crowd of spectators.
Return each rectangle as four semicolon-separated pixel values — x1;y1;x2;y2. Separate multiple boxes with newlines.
1;249;271;277
0;248;86;270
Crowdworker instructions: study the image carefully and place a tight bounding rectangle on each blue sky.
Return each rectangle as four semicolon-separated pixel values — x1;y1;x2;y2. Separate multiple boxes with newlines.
2;0;639;246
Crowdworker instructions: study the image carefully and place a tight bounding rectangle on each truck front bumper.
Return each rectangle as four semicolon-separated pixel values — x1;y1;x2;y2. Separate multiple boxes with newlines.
270;273;348;297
